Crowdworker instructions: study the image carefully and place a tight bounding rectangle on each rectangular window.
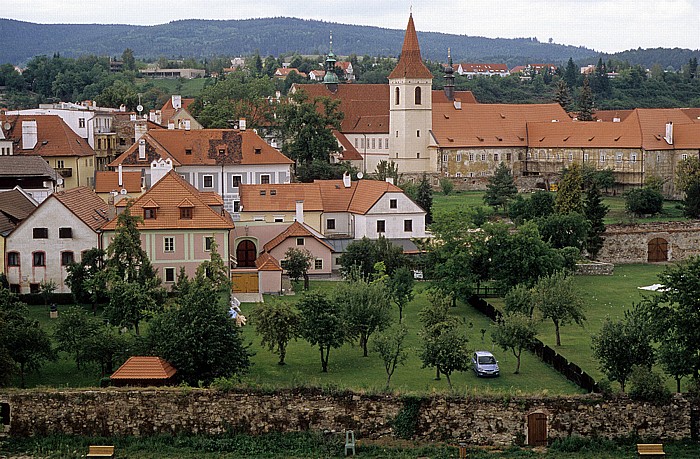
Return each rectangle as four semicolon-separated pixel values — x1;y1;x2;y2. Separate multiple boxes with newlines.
372;138;376;149
481;154;486;161
600;154;606;162
30;283;40;294
164;267;175;283
390;199;397;209
232;175;242;187
233;201;241;212
58;227;72;238
274;216;284;223
185;149;192;155
218;148;226;155
360;138;365;149
395;131;398;138
260;175;270;184
404;219;413;232
494;153;499;162
354;138;359;148
469;154;474;161
327;218;336;230
631;154;637;162
61;251;74;266
584;154;589;161
296;237;304;246
7;252;19;267
681;154;688;161
253;216;265;222
144;208;157;219
180;207;193;219
78;118;85;128
378;138;382;149
385;138;389;149
456;153;462;162
568;153;573;161
616;154;623;163
417;130;420;138
204;237;214;251
377;220;385;233
33;228;48;239
56;160;65;168
33;252;45;267
442;154;448;162
203;175;213;188
164;237;174;252
314;259;323;270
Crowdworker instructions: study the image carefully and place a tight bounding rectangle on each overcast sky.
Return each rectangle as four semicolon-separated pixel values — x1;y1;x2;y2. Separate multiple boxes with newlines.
3;0;700;54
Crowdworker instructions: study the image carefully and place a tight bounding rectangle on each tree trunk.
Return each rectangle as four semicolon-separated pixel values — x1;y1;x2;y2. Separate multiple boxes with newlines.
435;367;441;380
554;319;561;346
445;371;452;389
278;343;286;365
399;306;403;323
514;349;521;374
361;334;369;357
320;346;329;372
676;377;681;393
620;379;626;393
303;273;309;291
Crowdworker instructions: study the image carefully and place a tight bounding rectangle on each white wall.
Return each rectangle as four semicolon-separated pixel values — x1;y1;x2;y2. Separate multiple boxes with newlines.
354;192;426;239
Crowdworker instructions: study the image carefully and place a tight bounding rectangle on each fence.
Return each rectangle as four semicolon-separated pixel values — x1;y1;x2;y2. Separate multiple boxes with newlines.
467;295;597;393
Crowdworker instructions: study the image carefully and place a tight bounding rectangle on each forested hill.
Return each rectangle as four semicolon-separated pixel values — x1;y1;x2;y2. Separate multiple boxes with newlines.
1;17;596;65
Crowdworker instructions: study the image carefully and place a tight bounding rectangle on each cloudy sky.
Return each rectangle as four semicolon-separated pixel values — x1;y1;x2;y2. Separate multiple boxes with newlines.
3;0;700;53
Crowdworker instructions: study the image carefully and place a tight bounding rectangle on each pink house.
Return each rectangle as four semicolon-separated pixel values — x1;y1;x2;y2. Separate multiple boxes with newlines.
101;170;234;288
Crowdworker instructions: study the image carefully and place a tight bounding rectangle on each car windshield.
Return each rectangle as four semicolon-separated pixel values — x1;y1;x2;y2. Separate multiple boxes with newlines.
478;356;496;364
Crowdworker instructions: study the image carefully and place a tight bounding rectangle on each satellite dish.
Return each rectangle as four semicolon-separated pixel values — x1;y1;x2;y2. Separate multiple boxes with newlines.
136;104;143;113
120;189;128;195
357;172;364;179
3;122;10;131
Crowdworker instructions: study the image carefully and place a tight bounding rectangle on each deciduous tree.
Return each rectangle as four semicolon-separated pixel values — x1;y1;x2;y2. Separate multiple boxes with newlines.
283;247;313;290
336;277;392;357
388;266;415;322
297;292;345;372
416;174;433;225
371;323;408;389
492;312;538;374
251;299;300;365
532;271;585;346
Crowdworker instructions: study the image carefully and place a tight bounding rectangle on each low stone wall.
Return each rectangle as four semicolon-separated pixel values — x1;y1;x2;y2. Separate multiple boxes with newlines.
598;221;700;264
0;389;694;446
575;262;614;275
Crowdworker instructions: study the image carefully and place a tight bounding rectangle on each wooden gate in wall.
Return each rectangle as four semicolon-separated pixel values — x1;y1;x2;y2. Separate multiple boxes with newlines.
527;412;547;446
232;272;259;293
647;237;669;262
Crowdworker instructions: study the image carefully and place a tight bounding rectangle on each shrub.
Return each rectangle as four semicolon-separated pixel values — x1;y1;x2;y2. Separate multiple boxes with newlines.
625;187;663;216
628;365;671;403
439;178;454;195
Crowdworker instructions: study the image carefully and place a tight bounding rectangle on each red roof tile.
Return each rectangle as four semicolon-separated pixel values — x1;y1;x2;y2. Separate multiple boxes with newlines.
94;170;142;193
160;97;195;125
263;221;333;252
110;356;177;380
0;114;95;157
255;252;283;271
388;14;433;79
240;183;324;212
52;187;110;231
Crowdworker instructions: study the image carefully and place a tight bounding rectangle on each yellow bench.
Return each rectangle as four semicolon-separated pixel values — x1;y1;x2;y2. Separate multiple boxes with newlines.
637;443;665;458
86;445;115;458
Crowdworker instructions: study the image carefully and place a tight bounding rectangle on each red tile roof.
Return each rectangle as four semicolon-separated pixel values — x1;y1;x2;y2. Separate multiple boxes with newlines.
110;356;177;380
275;68;307;78
160;97;195;124
0;114;95;157
109;129;293;168
263;221;333;252
94;171;143;193
52;187;110;231
459;63;509;73
240;183;324;212
592;110;634;122
432;103;570;147
333;130;363;161
102;170;233;231
528;118;642;148
255;252;283;271
631;109;697;150
388;14;433;79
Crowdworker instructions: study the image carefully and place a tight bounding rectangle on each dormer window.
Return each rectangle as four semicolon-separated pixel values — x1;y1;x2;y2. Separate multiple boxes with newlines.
185;149;192;155
180;207;193;219
254;148;261;154
218;148;225;155
144;208;157;219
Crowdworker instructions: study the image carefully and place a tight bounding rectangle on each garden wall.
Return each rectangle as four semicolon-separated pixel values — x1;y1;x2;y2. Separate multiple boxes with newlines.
575;262;614;275
598;221;700;264
0;389;695;446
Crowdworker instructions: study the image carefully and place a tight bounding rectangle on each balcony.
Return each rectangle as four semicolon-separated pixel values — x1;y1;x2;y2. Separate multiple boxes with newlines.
55;167;72;178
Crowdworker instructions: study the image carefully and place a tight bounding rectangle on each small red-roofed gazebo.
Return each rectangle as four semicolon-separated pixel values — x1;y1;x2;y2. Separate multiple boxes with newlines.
110;356;177;387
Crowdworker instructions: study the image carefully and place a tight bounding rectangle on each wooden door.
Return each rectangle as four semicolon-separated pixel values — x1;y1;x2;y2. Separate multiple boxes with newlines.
232;273;259;293
236;240;257;268
648;238;668;262
527;412;547;446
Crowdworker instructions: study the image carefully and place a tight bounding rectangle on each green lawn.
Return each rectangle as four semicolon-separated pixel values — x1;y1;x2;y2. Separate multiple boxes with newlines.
241;281;582;396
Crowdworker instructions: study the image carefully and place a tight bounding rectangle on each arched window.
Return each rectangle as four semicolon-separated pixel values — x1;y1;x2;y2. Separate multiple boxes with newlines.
395;87;400;105
415;87;422;105
236;240;257;268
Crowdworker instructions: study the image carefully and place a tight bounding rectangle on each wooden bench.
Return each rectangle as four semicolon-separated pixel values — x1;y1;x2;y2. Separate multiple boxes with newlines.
86;445;115;458
637;443;665;458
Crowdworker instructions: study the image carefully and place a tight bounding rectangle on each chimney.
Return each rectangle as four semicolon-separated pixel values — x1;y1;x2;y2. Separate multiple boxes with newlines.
138;138;146;159
118;164;123;186
295;200;304;224
343;172;351;188
183;119;191;131
172;95;182;110
239;118;246;131
21;120;38;150
168;121;175;130
385;177;394;185
664;121;673;145
134;120;147;141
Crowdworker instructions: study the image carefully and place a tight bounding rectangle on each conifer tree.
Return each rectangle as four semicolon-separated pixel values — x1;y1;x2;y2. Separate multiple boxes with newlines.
554;79;573;111
555;163;584;215
564;57;579;88
577;76;595;121
583;182;608;259
484;162;518;213
416;174;433;225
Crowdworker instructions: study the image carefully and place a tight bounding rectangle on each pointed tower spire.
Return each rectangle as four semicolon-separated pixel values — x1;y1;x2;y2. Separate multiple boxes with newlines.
388;13;433;79
323;31;340;92
444;48;455;101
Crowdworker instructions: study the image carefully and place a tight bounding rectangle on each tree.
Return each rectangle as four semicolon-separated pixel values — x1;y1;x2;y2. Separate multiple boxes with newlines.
657;334;693;393
439;178;454;196
251;299;300;365
683;180;700;219
0;288;55;387
536;212;590;251
504;283;534;317
146;275;251;385
283;247;313;290
676;157;700;218
625;186;663;217
196;239;231;292
554;79;572;111
509;191;555;224
484;162;517;213
338;237;407;279
371;324;408;389
416;174;433;225
336;277;392;357
279;90;343;170
297;292;345;372
65;248;107;312
39;279;57;306
374;160;400;183
577;76;594;121
121;48;136;71
491;312;538;374
53;306;101;369
105;280;161;335
80;325;132;376
583;183;608;259
106;204;157;284
592;309;654;392
532;271;585;346
563;57;579;89
555;163;584;215
388;266;415;322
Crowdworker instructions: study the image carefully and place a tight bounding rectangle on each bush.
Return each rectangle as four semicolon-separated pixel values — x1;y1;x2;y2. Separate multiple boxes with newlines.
625;187;663;216
19;293;76;305
439;178;454;195
628;365;671;403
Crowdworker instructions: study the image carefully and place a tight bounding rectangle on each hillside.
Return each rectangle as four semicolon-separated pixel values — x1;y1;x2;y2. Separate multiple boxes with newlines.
1;17;598;66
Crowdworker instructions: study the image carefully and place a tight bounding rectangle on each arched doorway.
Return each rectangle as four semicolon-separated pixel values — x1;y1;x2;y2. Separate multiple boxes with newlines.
527;412;547;446
648;237;668;262
236;240;257;268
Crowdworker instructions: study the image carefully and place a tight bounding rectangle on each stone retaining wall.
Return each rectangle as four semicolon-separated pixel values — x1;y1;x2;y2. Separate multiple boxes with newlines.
598;221;700;264
575;262;614;275
0;389;694;446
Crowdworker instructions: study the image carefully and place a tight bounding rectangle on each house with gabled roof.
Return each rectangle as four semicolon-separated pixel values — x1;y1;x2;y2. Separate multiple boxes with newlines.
108;128;294;214
0;187;37;274
150;95;202;130
0;114;96;190
0;155;63;203
100;170;234;287
94;168;144;206
5;187;109;294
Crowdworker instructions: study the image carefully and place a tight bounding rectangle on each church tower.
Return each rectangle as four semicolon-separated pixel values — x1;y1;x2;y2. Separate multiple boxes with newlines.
388;13;434;173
